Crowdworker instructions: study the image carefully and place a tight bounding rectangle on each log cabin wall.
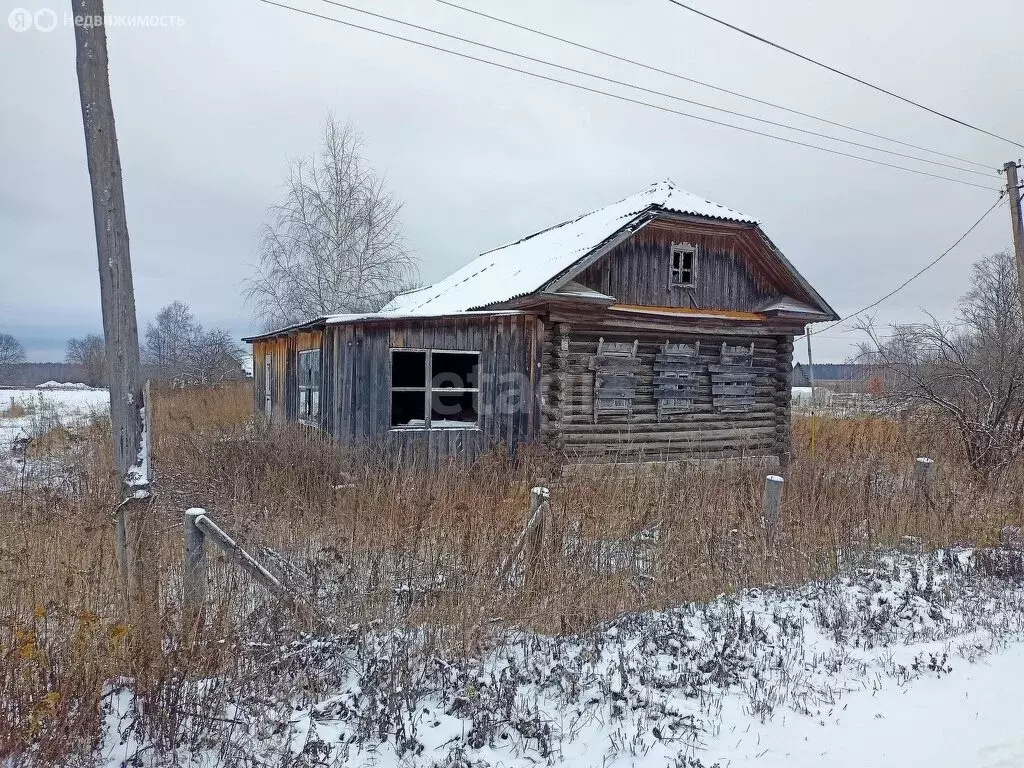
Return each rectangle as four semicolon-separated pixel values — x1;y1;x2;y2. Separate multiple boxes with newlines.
325;313;542;464
540;324;795;463
576;220;782;311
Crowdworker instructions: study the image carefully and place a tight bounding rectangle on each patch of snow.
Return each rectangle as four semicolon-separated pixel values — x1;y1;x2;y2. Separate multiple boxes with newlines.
0;388;110;491
36;381;93;390
94;548;1024;767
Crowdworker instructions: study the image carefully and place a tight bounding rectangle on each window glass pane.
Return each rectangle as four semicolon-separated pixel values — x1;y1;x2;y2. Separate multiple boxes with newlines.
392;351;427;388
430;391;478;425
299;349;320;388
391;390;426;426
432;352;479;389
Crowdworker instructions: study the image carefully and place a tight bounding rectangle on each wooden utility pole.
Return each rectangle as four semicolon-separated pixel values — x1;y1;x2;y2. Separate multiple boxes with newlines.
72;0;148;601
1004;161;1024;314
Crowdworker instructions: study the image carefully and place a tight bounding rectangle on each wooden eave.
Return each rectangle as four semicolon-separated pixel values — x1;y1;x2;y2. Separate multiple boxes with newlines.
610;304;766;321
242;317;326;344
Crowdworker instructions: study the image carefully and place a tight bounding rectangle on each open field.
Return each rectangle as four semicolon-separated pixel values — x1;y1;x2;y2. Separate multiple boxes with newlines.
2;384;1024;765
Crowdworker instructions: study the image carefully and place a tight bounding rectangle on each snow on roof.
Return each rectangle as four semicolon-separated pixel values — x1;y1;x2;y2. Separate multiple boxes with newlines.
381;181;757;316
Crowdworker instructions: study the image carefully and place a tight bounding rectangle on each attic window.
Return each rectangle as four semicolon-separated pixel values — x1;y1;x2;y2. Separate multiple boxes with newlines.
670;243;696;287
390;349;480;429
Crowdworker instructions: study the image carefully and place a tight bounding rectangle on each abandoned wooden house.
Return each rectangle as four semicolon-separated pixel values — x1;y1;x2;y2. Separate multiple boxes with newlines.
244;181;837;464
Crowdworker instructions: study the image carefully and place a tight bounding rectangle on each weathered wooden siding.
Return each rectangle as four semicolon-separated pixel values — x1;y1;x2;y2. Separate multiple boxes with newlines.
576;220;780;311
325;314;542;463
252;329;324;424
541;324;794;463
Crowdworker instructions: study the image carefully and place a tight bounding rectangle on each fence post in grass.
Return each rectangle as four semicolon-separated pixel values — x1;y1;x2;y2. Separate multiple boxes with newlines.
762;475;784;543
523;486;550;592
915;457;935;493
183;508;207;631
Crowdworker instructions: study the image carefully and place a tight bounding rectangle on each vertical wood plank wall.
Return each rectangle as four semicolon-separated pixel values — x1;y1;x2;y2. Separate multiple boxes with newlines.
540;325;795;463
576;222;780;311
325;314;542;463
252;329;323;424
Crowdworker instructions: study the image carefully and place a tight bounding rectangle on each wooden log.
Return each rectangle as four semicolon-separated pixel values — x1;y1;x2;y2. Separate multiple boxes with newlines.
193;514;292;604
561;426;779;444
183;508;207;631
762;474;784;528
915;457;935;489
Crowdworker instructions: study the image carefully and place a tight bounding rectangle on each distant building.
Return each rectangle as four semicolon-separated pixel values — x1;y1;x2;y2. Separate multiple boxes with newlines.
792;363;880;392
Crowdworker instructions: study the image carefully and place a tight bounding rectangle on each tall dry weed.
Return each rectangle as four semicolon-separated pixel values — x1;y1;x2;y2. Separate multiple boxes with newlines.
1;383;1022;760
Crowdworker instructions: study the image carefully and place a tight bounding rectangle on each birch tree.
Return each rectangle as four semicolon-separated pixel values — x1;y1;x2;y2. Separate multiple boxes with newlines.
858;250;1024;473
245;115;418;329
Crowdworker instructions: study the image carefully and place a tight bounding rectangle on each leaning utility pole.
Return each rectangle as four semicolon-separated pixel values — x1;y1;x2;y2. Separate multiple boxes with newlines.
72;0;149;602
1004;161;1024;314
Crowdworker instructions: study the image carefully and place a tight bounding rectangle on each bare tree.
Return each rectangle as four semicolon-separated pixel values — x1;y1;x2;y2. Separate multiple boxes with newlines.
244;114;418;329
143;301;245;385
0;333;26;377
180;328;246;385
66;334;107;387
144;300;195;371
858;250;1024;472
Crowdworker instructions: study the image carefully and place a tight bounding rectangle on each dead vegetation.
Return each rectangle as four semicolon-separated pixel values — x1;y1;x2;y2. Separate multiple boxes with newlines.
1;383;1023;762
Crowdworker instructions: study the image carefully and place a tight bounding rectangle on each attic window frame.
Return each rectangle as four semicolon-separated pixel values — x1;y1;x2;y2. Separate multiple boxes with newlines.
389;348;482;431
669;242;696;288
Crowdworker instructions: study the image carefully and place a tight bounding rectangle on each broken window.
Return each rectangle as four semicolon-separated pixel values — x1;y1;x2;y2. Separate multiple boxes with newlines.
670;243;696;287
589;338;640;422
709;342;756;413
654;340;704;421
298;349;321;424
390;349;480;428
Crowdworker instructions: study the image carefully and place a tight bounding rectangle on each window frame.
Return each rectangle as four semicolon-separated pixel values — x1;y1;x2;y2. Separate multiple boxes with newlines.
389;348;482;431
297;348;321;426
669;242;697;288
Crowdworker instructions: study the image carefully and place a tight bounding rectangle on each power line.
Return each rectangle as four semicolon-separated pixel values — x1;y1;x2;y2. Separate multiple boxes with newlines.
436;0;994;173
255;0;999;191
317;0;993;179
799;192;1007;340
664;0;1024;151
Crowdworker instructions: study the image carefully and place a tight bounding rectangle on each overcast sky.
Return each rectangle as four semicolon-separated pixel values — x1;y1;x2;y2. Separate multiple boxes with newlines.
1;0;1020;363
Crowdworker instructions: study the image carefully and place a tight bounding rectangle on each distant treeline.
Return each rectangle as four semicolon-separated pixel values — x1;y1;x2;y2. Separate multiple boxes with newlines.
0;362;167;387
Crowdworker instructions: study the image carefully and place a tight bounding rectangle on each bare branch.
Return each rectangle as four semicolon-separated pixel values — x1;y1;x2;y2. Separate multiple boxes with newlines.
244;115;420;329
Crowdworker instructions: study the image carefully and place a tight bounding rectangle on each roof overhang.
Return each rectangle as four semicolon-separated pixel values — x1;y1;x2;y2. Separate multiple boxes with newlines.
242;310;528;343
242;316;326;343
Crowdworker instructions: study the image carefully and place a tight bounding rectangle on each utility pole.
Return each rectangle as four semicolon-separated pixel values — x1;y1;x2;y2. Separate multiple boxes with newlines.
72;0;150;607
1004;161;1024;314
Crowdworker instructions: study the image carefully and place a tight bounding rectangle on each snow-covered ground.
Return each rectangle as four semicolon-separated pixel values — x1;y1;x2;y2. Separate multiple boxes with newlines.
0;385;109;489
719;643;1024;767
96;548;1024;767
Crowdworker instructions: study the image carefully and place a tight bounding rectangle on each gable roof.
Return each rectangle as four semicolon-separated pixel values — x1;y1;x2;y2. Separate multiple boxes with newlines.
246;181;837;342
381;180;760;316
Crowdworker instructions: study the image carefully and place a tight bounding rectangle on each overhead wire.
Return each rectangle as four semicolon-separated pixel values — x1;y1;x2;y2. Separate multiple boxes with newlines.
254;0;1000;191
316;0;994;179
664;0;1024;150
435;0;994;173
798;192;1008;340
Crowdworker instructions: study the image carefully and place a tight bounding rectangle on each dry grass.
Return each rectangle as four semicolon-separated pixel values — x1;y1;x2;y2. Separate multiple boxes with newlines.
1;383;1023;761
0;402;30;419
